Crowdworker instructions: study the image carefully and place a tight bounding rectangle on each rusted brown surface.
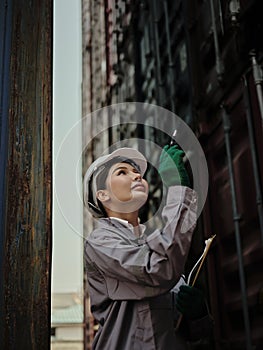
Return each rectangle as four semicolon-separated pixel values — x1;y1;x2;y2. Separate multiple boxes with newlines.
200;75;263;349
82;1;263;349
4;1;52;349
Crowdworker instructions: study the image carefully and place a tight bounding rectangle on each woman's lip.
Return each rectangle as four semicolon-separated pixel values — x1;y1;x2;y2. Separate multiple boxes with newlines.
131;184;145;191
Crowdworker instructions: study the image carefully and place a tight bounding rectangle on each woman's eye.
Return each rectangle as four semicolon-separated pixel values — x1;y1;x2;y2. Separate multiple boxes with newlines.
133;169;140;174
117;170;126;175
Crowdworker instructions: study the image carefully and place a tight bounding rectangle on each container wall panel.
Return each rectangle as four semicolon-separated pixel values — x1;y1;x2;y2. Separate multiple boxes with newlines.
201;76;263;349
82;0;263;349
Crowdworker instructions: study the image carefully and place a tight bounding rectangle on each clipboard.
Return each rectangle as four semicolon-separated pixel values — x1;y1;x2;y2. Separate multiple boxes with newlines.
175;234;216;331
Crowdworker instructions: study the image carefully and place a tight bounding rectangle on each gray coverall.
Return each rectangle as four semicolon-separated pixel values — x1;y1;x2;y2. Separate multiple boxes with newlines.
84;186;197;349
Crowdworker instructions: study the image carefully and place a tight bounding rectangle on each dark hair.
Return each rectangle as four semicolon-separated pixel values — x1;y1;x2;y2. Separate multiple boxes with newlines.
87;173;108;217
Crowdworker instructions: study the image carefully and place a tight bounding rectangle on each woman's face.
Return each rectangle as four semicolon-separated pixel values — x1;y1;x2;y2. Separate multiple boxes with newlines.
99;162;149;213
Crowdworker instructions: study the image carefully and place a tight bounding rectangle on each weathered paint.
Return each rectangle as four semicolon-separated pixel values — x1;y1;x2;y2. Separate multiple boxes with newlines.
2;0;52;349
201;76;263;349
0;0;13;343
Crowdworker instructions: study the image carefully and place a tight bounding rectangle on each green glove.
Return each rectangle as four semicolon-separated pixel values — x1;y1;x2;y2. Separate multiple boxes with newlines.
158;145;190;187
176;285;207;320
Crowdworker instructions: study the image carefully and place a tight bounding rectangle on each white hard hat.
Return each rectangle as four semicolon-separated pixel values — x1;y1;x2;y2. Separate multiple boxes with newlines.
83;148;148;217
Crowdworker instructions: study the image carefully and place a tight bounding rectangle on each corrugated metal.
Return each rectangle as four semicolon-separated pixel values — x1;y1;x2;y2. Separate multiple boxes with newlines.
134;0;263;347
201;75;263;349
187;0;263;348
82;0;263;349
1;0;53;349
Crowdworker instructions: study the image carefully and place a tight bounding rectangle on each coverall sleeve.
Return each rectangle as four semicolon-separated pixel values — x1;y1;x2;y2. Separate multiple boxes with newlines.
85;186;197;299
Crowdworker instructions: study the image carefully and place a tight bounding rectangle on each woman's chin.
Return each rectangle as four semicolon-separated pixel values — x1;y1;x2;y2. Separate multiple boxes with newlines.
106;195;148;214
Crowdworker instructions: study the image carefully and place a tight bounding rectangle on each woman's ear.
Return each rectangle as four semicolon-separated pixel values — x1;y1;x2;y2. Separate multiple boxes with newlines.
96;190;110;203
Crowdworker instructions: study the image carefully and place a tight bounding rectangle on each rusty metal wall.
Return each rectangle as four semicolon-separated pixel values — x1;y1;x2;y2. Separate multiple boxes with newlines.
1;0;53;349
82;0;263;349
201;76;263;349
134;0;263;347
186;1;263;348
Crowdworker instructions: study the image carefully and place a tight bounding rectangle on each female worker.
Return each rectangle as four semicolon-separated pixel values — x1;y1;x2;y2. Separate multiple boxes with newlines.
83;145;198;349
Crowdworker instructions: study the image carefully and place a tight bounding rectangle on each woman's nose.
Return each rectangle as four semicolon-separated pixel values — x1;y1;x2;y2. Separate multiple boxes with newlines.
132;172;142;181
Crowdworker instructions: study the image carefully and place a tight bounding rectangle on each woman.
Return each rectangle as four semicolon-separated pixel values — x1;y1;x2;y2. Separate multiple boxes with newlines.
83;146;198;349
